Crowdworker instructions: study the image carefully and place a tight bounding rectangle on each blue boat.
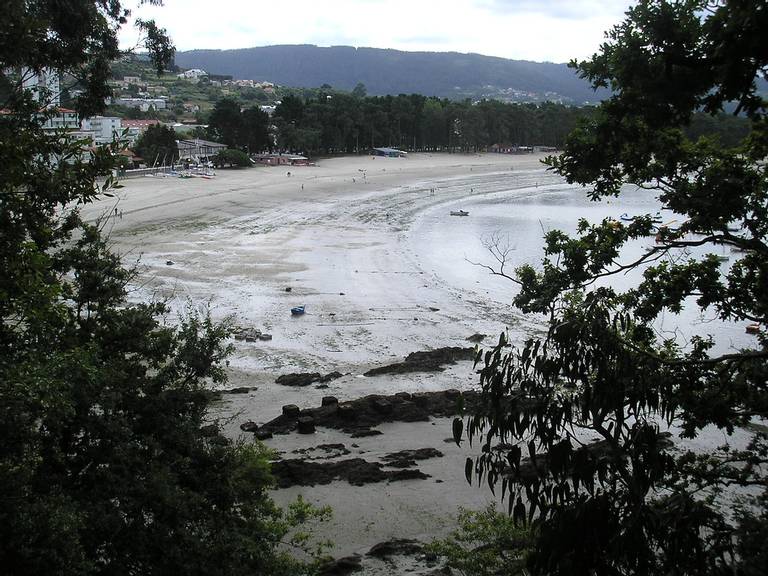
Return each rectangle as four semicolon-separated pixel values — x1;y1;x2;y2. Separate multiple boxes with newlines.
291;305;305;316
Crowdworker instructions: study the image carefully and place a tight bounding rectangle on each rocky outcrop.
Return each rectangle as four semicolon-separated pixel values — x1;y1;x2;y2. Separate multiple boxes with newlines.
364;347;475;376
270;457;431;488
275;371;344;387
252;389;480;437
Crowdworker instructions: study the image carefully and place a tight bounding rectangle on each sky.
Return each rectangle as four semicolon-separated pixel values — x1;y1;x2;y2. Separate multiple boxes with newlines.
119;0;635;63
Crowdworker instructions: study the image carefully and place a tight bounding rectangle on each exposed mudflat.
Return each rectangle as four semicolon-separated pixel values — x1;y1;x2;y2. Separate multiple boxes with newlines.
83;152;759;573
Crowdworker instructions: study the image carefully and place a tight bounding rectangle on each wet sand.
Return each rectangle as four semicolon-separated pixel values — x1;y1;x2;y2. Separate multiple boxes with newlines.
81;152;560;563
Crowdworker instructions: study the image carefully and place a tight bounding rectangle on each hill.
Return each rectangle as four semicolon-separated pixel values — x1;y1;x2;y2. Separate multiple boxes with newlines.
174;45;607;104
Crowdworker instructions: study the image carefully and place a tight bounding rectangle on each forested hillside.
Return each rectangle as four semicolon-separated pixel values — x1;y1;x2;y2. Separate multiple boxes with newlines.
174;45;608;103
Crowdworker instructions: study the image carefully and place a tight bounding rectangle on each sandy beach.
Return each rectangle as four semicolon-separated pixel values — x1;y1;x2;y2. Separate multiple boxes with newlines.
80;151;759;571
80;152;566;567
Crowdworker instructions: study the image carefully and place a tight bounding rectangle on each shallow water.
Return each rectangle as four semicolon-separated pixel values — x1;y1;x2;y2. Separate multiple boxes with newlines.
412;183;755;355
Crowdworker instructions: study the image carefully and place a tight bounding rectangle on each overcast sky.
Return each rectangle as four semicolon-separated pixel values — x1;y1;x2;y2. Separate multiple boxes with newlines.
120;0;634;63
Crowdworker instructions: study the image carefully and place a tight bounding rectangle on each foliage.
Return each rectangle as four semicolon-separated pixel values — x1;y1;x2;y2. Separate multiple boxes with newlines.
134;123;179;165
213;148;252;168
427;505;532;576
1;2;326;575
208;97;242;146
207;98;271;152
457;1;768;575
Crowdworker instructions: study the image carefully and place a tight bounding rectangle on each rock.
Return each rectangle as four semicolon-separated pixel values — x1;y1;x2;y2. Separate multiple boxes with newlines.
319;555;362;576
318;371;343;383
254;430;273;441
240;420;259;432
270;457;432;488
444;389;461;399
276;372;322;387
285;287;292;292
258;333;272;341
367;539;423;558
364;347;474;376
350;429;382;438
338;405;356;420
388;469;430;482
225;386;257;394
383;448;443;468
322;396;339;406
166;260;174;266
395;391;412;401
372;399;393;414
428;307;440;312
233;326;262;342
297;416;315;434
282;404;300;418
259;390;481;437
315;384;329;389
466;333;487;343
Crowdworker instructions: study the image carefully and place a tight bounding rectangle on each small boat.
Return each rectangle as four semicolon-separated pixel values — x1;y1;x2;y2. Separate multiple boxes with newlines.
290;305;306;316
746;323;761;335
450;210;469;217
620;213;634;222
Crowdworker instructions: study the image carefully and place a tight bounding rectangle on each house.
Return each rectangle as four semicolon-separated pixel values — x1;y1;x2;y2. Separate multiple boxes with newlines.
176;69;208;81
40;107;80;131
80;116;122;144
113;97;167;111
121;119;161;144
371;147;407;158
22;67;60;107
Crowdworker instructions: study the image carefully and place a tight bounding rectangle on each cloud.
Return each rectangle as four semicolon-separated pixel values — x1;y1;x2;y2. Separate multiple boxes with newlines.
119;0;631;63
477;0;632;20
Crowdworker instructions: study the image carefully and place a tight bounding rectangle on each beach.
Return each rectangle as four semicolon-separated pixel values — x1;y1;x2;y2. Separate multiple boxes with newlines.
80;151;755;570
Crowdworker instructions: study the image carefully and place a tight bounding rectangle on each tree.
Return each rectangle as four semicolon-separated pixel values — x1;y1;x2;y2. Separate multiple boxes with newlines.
427;505;531;576
213;148;252;168
1;2;326;574
134;123;178;166
352;82;367;99
458;2;768;574
241;106;271;153
208;97;242;147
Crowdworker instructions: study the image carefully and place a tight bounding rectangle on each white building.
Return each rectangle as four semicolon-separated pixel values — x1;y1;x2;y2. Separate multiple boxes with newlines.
81;116;123;144
176;69;208;81
39;108;79;131
22;67;60;107
114;97;167;111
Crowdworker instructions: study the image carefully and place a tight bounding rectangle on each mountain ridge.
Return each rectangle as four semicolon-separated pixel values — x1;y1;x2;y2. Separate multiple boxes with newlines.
174;44;606;103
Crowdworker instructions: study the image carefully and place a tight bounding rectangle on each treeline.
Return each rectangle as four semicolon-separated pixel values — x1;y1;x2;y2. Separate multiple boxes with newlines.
271;92;587;155
201;90;752;159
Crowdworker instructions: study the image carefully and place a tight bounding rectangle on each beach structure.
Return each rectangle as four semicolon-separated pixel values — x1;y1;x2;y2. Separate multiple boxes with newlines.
371;147;407;158
252;153;311;166
488;143;533;154
176;138;227;163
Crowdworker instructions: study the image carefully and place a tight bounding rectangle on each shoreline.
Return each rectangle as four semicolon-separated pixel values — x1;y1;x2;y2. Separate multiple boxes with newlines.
81;152;556;563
